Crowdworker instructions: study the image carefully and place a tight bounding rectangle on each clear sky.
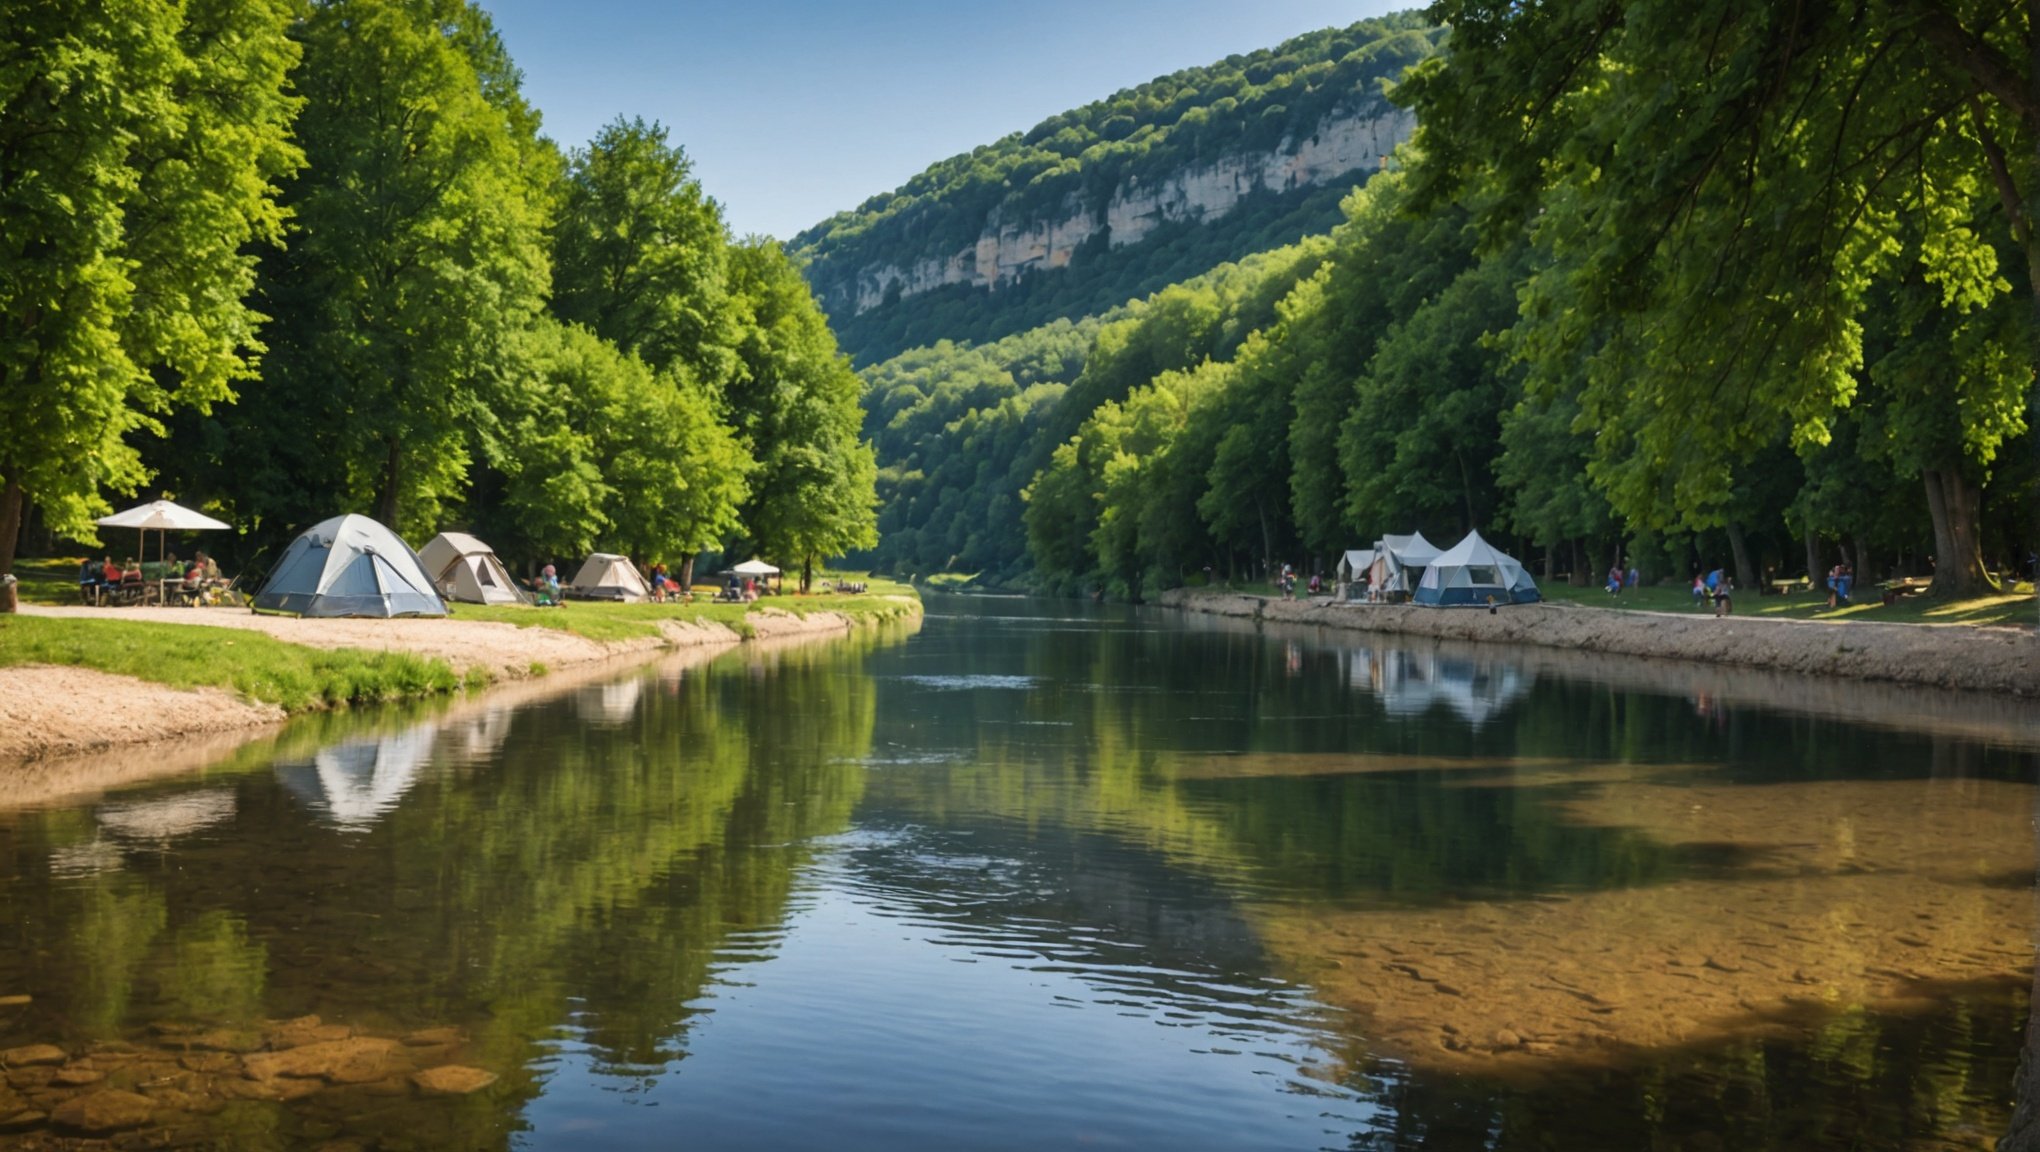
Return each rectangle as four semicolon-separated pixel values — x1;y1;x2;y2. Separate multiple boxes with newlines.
482;0;1405;241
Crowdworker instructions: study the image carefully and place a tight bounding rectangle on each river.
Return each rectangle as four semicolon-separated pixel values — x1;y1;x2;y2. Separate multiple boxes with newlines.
1;594;2035;1150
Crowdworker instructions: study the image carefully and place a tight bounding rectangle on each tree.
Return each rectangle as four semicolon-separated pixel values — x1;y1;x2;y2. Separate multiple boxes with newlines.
551;117;739;390
0;0;302;574
242;0;550;540
488;319;752;578
1402;0;2038;596
725;241;878;591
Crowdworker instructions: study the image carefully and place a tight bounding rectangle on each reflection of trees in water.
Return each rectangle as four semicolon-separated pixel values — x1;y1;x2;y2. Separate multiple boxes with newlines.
868;600;2034;1148
0;630;891;1148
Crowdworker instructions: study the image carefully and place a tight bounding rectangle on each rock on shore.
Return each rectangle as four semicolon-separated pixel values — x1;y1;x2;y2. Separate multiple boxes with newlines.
1158;590;2038;697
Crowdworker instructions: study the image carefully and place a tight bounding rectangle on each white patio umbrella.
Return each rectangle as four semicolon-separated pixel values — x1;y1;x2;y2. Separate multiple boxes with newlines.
95;499;231;569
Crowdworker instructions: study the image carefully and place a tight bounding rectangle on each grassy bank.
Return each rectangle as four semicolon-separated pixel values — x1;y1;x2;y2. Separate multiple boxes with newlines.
1198;574;2034;629
0;615;480;711
0;577;920;715
1536;580;2035;628
450;577;922;642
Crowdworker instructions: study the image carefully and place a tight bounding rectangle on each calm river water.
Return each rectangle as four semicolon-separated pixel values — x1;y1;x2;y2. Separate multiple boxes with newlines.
3;595;2038;1150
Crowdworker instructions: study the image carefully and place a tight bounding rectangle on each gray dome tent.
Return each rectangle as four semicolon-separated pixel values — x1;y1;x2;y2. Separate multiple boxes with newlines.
253;514;447;618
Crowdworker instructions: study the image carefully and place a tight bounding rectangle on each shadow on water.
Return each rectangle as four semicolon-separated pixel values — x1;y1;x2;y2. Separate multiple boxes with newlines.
0;596;2030;1150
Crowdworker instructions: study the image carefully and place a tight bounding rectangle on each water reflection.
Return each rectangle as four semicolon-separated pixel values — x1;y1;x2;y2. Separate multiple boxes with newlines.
1346;647;1532;728
0;602;2030;1151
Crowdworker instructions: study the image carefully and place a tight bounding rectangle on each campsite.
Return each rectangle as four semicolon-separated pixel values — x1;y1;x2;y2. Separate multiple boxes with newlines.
4;4;2040;1152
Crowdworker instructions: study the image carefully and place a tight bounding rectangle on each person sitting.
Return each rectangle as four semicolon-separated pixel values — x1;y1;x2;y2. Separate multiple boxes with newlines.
78;558;105;604
1606;565;1623;595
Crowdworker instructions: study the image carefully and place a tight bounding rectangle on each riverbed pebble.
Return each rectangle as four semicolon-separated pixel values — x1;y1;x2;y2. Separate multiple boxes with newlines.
411;1065;496;1095
244;1037;398;1085
50;1088;156;1134
1;1045;66;1068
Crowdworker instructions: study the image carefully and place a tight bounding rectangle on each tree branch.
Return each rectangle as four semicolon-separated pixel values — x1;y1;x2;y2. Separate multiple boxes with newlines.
1902;0;2040;128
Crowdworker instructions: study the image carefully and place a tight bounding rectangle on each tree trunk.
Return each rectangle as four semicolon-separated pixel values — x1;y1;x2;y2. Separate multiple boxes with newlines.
1543;541;1556;581
1726;521;1757;591
1855;536;1873;587
1569;537;1587;587
0;475;22;578
801;554;813;595
374;438;402;528
1256;502;1273;581
1803;530;1821;584
1921;468;1993;596
680;554;696;593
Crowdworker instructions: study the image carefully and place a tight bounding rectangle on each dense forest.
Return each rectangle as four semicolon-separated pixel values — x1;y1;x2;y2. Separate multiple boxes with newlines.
0;0;877;589
793;15;1441;365
853;3;2038;603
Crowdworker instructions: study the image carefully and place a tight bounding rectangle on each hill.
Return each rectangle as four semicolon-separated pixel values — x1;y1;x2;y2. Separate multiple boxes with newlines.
793;13;1439;365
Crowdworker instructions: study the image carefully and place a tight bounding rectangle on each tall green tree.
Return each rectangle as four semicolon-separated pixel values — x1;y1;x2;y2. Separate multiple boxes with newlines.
551;116;738;390
1401;0;2036;597
238;0;551;540
725;241;878;590
0;0;302;574
487;319;752;576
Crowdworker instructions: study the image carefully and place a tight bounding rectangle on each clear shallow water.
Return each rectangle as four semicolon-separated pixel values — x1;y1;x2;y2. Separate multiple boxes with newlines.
1;596;2035;1150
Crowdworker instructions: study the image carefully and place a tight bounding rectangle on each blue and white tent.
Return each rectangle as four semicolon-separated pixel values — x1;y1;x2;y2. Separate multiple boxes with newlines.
253;514;447;618
1414;531;1540;606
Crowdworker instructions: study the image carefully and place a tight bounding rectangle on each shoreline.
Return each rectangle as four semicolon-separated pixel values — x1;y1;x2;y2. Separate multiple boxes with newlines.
0;600;917;764
1156;588;2039;698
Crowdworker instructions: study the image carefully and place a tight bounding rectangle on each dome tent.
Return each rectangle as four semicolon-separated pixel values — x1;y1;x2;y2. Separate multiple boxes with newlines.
568;553;651;602
253;514;447;618
419;531;524;605
1413;530;1540;607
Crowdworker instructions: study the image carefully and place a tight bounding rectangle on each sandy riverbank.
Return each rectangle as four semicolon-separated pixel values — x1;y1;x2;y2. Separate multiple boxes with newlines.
1158;589;2039;697
0;603;906;763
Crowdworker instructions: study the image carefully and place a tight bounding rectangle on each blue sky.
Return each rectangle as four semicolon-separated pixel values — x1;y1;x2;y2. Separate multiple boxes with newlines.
483;0;1404;241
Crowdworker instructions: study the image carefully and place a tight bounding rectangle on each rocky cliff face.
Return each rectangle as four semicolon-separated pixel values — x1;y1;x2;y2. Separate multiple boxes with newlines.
832;102;1413;316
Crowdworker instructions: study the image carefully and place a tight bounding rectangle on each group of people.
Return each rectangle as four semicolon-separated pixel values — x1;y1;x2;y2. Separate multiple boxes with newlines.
648;562;695;603
1690;568;1735;616
1275;564;1324;600
79;552;224;605
1604;564;1640;594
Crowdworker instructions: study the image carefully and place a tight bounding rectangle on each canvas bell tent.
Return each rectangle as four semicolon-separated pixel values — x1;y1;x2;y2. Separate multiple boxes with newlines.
1413;531;1540;607
419;532;524;605
568;553;651;602
252;515;447;618
1336;549;1376;601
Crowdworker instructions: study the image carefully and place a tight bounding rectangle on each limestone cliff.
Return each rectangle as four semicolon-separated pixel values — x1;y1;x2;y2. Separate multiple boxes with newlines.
827;101;1412;318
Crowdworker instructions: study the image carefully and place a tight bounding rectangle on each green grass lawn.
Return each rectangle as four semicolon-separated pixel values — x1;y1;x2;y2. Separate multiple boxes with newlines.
0;614;479;711
1537;580;2037;628
2;564;917;710
450;576;920;642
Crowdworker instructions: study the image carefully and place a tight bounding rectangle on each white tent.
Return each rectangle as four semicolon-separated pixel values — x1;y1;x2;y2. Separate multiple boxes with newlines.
729;559;779;576
569;553;651;602
419;531;524;605
252;514;446;617
1336;549;1376;601
1371;532;1443;595
1414;530;1540;606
